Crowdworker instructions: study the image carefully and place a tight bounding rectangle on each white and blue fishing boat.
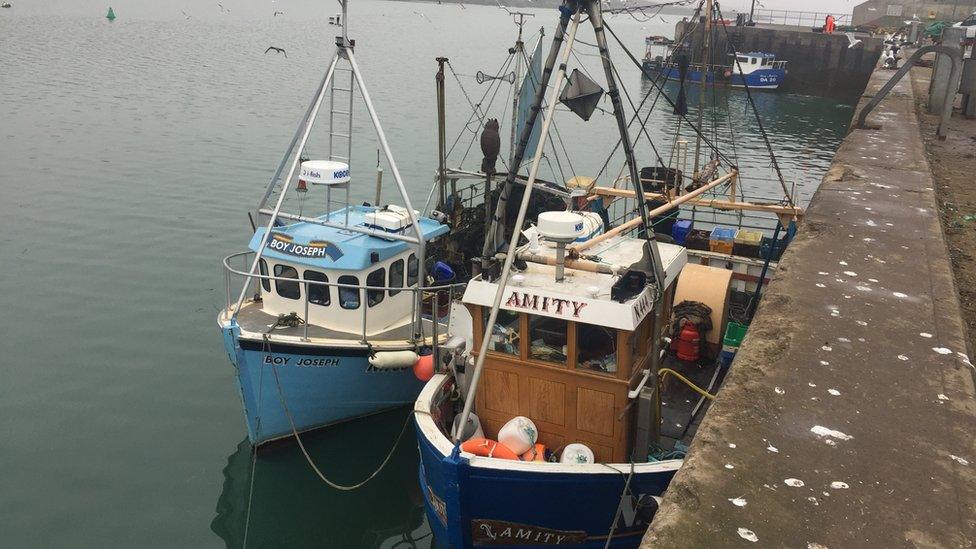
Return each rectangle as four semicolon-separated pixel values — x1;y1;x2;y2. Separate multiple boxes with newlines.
642;38;787;90
414;0;803;545
218;1;462;446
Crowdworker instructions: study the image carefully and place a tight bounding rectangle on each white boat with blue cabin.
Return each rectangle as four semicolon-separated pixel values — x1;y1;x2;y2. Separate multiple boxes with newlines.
218;3;461;446
643;36;787;90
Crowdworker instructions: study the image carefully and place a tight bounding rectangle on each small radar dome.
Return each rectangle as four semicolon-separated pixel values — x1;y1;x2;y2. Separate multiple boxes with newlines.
537;211;586;243
300;160;350;185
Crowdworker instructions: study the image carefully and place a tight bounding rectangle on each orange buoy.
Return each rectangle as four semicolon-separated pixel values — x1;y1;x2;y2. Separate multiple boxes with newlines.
521;443;547;462
460;438;520;460
413;353;434;381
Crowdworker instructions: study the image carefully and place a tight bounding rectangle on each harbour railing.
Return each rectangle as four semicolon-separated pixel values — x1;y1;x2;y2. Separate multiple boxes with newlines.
750;9;852;29
222;251;467;348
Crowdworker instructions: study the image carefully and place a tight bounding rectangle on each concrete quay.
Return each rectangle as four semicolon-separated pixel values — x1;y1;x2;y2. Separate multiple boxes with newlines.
642;59;976;546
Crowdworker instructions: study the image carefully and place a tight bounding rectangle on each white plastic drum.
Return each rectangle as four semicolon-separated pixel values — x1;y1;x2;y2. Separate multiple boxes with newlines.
300;160;351;185
560;443;595;464
497;416;538;455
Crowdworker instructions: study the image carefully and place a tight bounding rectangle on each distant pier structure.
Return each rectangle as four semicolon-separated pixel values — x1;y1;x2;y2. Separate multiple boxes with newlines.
854;0;976;27
673;19;883;100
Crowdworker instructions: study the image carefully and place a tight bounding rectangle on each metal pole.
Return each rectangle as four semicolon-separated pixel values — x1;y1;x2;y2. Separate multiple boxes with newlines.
480;7;573;267
693;0;714;179
586;0;667;291
436;57;448;210
454;8;583;443
346;49;428;341
232;52;341;319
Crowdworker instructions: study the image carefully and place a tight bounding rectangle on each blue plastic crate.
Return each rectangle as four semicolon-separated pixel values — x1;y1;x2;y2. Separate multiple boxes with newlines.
671;219;694;245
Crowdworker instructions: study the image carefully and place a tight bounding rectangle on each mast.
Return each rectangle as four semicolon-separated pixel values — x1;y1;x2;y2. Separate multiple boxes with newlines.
693;0;713;180
508;12;533;164
436;57;448;210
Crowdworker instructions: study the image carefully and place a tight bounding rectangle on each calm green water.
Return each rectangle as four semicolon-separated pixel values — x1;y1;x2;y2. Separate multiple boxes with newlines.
0;1;853;547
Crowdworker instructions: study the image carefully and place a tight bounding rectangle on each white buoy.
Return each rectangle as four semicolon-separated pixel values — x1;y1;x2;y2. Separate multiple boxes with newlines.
497;416;537;455
560;443;595;464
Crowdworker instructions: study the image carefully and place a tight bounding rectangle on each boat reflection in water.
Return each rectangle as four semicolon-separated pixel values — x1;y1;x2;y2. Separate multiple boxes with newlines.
211;407;432;548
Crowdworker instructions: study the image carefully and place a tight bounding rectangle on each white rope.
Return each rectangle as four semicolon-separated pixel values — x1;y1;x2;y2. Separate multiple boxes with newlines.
266;335;413;491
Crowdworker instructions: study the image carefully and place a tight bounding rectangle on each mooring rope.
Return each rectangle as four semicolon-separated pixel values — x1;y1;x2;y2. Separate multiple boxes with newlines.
256;316;414;492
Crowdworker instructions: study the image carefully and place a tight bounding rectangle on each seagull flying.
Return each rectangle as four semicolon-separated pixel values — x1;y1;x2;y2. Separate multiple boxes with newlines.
265;46;287;57
845;32;862;49
413;10;431;22
216;2;229;12
181;9;191;19
274;11;284;16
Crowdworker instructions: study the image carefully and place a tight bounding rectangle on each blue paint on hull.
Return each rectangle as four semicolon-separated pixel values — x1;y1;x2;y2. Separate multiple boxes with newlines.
417;422;678;548
221;325;423;444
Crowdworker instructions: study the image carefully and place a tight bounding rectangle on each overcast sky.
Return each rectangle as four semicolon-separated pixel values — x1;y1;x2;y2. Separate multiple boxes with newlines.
722;0;860;15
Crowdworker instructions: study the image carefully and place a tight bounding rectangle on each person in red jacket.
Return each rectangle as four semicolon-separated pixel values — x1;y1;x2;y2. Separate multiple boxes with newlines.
825;14;836;34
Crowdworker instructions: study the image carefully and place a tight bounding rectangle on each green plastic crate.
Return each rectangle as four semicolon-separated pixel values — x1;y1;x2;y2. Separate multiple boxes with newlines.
723;322;748;348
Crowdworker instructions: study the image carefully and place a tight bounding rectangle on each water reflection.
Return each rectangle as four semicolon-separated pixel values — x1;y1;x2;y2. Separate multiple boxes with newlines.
211;408;432;548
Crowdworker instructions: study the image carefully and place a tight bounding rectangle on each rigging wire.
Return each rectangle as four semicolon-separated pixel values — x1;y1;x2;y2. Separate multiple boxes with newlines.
713;1;795;207
602;21;735;167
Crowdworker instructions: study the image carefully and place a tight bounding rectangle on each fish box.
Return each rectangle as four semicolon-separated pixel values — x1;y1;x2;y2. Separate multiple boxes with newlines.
709;227;736;255
685;229;711;251
671;219;694;246
733;229;763;258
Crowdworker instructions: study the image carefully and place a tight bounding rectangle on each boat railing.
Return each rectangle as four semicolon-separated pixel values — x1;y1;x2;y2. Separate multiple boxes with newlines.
222;251;467;347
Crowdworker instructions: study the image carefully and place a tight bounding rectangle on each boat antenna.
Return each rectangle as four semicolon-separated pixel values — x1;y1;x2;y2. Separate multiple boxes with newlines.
692;0;714;180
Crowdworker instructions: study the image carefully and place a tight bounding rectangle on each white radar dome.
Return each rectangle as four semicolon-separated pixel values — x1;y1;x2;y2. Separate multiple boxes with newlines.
300;160;350;185
537;211;586;243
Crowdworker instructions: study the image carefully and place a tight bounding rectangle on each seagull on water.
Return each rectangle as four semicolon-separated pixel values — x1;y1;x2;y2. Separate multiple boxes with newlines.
274;11;284;16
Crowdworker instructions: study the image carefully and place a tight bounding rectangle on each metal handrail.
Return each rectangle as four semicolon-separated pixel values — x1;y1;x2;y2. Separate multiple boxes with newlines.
222;251;466;344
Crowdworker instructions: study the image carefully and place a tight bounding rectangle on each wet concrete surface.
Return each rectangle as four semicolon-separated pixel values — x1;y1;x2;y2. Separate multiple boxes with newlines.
643;62;976;546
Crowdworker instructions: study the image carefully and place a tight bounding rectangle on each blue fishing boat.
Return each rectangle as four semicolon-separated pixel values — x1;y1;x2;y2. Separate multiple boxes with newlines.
643;36;787;90
414;0;802;546
217;3;463;446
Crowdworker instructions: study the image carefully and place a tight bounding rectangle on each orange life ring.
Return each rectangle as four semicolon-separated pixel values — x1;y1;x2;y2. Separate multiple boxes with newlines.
521;443;547;462
460;438;520;460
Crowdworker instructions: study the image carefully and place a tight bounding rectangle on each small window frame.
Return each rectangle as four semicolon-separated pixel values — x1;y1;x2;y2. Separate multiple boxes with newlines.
407;254;419;287
389;258;404;297
367;268;386;307
303;270;330;306
259;259;271;292
338;275;361;310
274;264;301;301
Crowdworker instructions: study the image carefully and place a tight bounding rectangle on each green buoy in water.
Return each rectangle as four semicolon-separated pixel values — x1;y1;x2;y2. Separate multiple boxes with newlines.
106;6;116;20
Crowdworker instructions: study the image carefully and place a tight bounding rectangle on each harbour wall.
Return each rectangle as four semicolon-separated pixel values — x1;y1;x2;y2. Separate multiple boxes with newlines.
641;54;976;545
673;22;884;100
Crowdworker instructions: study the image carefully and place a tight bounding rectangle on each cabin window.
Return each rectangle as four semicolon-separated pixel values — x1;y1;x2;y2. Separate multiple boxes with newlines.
259;259;270;292
577;323;617;374
750;57;757;65
338;275;360;309
407;254;419;287
389;259;404;296
529;315;568;363
303;270;330;306
274;264;301;300
736;55;748;64
367;268;386;307
486;308;520;355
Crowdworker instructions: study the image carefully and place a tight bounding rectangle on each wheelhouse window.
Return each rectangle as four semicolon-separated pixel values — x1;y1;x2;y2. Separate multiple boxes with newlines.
367;268;386;307
486;308;520;356
259;259;270;292
338;275;360;309
389;259;404;297
407;253;419;287
529;315;568;363
577;322;617;374
736;55;749;64
274;264;300;300
303;270;330;306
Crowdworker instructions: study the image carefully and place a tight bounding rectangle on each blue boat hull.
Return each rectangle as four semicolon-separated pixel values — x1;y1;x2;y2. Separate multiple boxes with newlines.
643;63;785;90
414;376;681;548
221;325;424;445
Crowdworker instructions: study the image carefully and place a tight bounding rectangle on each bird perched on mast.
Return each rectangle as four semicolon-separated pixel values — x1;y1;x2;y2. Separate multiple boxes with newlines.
480;119;501;177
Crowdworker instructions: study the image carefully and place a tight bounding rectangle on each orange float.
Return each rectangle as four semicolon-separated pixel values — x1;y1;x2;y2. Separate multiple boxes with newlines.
460;438;520;460
521;443;547;462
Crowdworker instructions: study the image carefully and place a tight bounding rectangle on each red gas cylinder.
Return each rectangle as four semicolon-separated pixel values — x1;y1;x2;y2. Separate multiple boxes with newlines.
674;322;701;362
